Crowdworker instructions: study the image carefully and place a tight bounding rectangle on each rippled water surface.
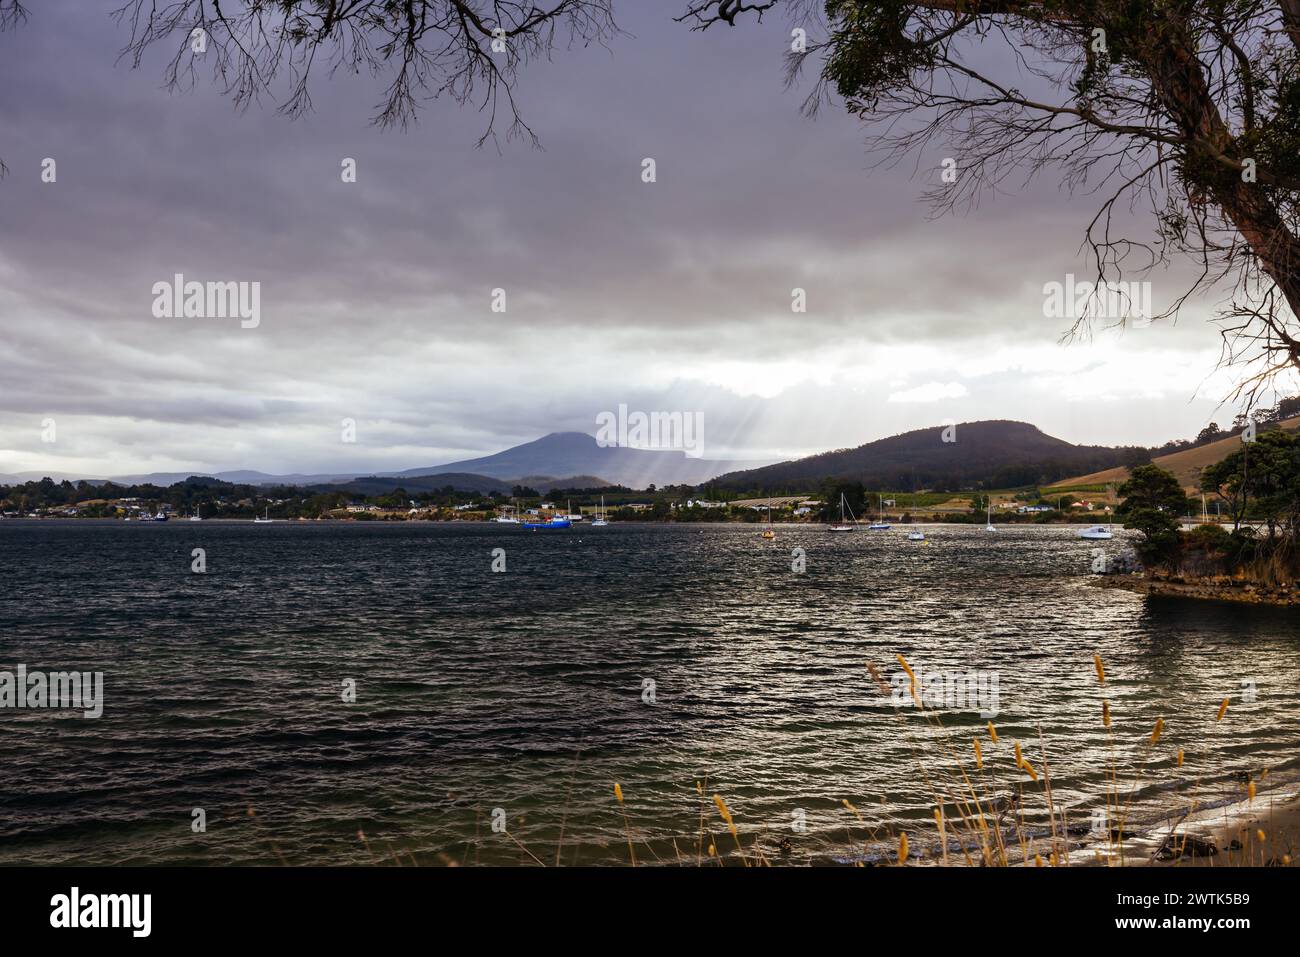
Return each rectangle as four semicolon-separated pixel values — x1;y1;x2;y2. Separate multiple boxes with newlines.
1;521;1296;865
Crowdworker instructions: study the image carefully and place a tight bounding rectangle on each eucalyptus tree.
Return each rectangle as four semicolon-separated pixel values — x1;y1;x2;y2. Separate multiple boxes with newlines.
705;1;1300;399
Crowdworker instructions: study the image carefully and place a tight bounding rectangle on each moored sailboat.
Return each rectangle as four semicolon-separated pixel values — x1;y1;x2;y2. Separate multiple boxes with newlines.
868;493;891;530
828;492;857;532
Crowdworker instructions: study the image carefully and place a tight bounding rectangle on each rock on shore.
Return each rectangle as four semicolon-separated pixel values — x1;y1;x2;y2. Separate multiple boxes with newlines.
1089;573;1300;606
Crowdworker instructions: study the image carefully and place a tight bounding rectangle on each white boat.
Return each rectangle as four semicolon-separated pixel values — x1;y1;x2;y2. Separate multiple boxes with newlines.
984;501;997;533
907;529;925;541
591;495;609;527
867;494;891;530
828;492;857;532
494;515;521;524
189;505;202;522
565;499;583;522
1078;524;1113;540
253;507;274;524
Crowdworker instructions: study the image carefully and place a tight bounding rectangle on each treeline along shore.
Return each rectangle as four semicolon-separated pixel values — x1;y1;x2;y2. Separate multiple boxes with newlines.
1091;425;1300;606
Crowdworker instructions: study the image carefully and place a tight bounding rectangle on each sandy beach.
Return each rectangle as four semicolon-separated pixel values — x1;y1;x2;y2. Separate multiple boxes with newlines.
1062;778;1300;867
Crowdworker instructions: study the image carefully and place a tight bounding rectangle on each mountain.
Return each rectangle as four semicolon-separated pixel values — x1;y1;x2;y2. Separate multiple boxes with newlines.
323;472;615;496
320;473;515;496
0;471;115;484
0;433;753;490
511;475;613;492
4;424;1124;495
710;420;1132;492
391;431;748;488
107;469;362;487
0;469;364;487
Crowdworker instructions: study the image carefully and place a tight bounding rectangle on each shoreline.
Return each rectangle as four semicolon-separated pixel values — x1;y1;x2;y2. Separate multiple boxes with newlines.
824;776;1300;868
1;515;1130;527
1089;778;1300;868
1088;574;1300;607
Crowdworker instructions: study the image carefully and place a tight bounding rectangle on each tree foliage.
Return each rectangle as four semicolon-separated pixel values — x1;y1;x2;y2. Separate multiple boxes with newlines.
689;0;1300;399
1200;426;1300;535
1117;463;1189;568
1;0;618;148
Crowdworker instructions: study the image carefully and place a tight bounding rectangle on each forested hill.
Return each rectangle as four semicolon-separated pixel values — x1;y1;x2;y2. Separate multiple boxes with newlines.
708;420;1135;493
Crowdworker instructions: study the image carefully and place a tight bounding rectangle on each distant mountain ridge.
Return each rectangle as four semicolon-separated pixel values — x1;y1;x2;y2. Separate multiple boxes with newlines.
100;469;362;487
328;472;614;496
387;432;749;488
5;431;756;492
710;420;1134;492
3;421;1148;495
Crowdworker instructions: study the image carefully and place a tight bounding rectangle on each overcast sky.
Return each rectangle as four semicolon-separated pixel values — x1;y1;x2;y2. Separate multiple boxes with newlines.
1;1;1292;480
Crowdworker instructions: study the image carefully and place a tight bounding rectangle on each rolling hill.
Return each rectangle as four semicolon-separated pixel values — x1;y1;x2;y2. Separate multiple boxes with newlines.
709;420;1133;492
1046;415;1300;492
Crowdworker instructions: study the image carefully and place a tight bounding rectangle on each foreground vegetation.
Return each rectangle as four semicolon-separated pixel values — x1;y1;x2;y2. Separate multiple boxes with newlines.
436;653;1294;868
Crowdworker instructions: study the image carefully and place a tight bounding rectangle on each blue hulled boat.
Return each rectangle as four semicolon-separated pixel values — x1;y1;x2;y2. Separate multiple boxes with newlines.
522;518;571;529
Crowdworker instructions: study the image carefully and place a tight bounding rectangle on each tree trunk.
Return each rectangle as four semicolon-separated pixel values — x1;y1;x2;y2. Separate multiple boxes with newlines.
1215;184;1300;364
1145;21;1300;363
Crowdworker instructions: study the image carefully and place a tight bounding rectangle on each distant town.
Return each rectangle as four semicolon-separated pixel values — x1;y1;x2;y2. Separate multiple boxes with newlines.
0;475;1123;525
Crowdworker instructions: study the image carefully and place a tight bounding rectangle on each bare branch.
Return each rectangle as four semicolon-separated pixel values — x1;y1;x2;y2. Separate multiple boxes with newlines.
110;1;620;146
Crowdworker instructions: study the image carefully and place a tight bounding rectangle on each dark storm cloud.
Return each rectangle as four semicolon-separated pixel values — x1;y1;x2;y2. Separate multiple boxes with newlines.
0;1;1241;477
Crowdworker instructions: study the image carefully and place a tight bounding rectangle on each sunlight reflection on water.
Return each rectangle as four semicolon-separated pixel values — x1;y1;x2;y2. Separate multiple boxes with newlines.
0;521;1295;865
